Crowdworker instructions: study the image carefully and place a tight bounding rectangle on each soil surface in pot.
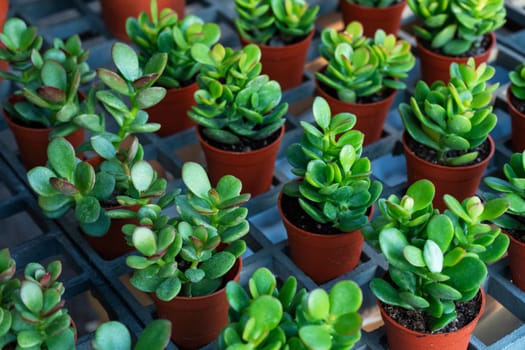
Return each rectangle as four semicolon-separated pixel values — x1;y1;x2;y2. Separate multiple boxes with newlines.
201;127;281;152
383;290;482;333
281;193;344;235
418;34;492;57
509;91;525;113
405;133;492;166
320;81;393;104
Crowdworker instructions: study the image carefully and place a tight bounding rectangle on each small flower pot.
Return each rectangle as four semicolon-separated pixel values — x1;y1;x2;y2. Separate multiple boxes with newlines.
339;0;406;37
507;232;525;292
507;85;525;152
416;32;496;85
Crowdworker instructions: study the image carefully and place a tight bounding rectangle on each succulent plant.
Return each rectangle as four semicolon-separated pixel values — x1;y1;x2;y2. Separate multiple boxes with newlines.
123;161;250;300
93;319;171;350
0;250;76;350
0;17;101;136
282;96;383;232
484;150;525;234
509;64;525;101
234;0;319;45
188;43;288;145
399;58;498;166
407;0;506;56
367;180;509;331
345;0;399;7
27;135;167;236
316;21;415;103
126;0;221;88
217;267;363;349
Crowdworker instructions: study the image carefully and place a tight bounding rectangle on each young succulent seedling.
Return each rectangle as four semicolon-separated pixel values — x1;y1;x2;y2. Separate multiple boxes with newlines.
509;64;525;101
92;319;171;350
124;161;250;300
282;96;382;232
218;267;363;349
408;0;506;56
234;0;319;45
189;43;288;145
399;58;498;165
126;0;221;88
368;180;509;331
316;21;415;103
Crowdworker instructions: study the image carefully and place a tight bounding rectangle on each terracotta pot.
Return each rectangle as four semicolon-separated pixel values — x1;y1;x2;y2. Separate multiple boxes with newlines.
146;82;198;136
3;95;85;169
402;132;494;211
378;288;486;350
339;0;406;37
100;0;185;42
507;232;525;292
197;125;284;197
278;191;373;284
239;30;314;90
417;32;496;85
83;204;139;260
316;77;396;145
153;258;242;349
507;86;525;152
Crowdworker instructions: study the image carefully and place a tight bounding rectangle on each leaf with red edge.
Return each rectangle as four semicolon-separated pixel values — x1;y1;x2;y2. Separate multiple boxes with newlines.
50;178;79;196
37;86;66;103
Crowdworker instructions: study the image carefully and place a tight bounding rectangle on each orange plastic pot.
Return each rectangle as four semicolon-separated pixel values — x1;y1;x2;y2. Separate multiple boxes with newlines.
507;86;525;152
379;288;486;350
278;191;373;284
507;233;525;292
100;0;185;42
153;258;242;349
146;82;198;136
402;132;494;211
197;125;284;197
3;95;85;169
417;32;495;85
316;77;396;145
339;0;406;37
239;30;314;90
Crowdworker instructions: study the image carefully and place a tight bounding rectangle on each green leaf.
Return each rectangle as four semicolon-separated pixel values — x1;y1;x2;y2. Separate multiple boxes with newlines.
182;162;211;198
41;60;67;90
27;167;58;196
20;281;43;314
134;319;171;350
330;280;362;315
91;135;116;159
313;96;331;130
48;137;75;179
75;196;102;224
249;295;282;330
112;42;140;81
226;281;250;312
136;87;166;109
131;161;154;192
199;251;236;279
156;276;182;301
443;256;487;292
403;245;426;267
132;227;157;256
93;321;131;350
306;289;330;320
17;329;43;348
299;325;331;350
424;240;443;273
249;267;276;298
96;68;129;95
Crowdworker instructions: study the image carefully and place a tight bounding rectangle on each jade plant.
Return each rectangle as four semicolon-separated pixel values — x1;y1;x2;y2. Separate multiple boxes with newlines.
93;319;171;350
508;63;525;103
407;0;506;56
123;161;250;299
282;96;383;232
0;248;76;349
234;0;319;45
366;180;510;331
0;17;101;135
399;58;498;166
217;267;363;349
188;43;288;146
484;150;525;235
316;21;415;103
126;0;221;88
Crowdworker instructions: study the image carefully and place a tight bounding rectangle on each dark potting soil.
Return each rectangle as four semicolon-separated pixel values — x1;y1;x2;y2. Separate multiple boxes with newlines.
509;90;525;114
382;290;482;333
405;133;492;166
200;127;281;153
320;81;393;104
418;34;492;58
280;193;343;235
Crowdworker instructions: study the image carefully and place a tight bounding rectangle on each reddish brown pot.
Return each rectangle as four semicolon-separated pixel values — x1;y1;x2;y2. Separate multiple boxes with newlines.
153;258;242;349
146;82;198;136
507;86;525;152
402;132;494;211
239;30;314;90
379;288;486;350
417;32;496;85
3;96;85;169
339;0;406;37
100;0;185;42
197;125;284;197
507;233;525;292
83;205;139;260
316;77;396;145
278;191;373;284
